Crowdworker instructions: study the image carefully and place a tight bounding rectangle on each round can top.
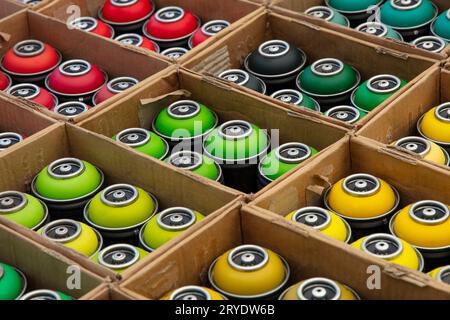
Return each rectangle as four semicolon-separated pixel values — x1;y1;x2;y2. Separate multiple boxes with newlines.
258;40;290;58
161;47;188;59
436;266;450;284
20;289;63;300
8;83;40;100
156;6;185;23
100;184;138;207
0;132;23;150
218;120;253;140
0;191;28;214
342;173;381;196
276;142;312;164
305;6;335;21
219;69;250;86
357;22;388;37
435;103;450;123
167;100;201;119
409;200;449;225
41;219;82;243
271;89;304;105
70;17;98;32
292;207;331;230
54;101;89;118
116;33;145;46
297;278;341;300
97;244;140;269
111;0;139;6
107;76;138;94
169;286;212;300
227;245;269;272
361;233;404;259
47;158;85;179
413;36;446;53
13;39;44;57
325;106;361;124
201;20;230;36
59;59;91;77
169;151;203;171
312;58;344;76
394;136;430;156
116;128;151;148
390;0;422;10
157;207;197;231
367;74;402;94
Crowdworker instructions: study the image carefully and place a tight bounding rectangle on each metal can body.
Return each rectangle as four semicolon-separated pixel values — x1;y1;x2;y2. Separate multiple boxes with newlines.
417;103;450;153
280;277;360;300
139;207;204;251
208;245;290;300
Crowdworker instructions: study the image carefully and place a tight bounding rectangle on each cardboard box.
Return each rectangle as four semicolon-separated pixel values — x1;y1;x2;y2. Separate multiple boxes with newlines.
0;10;171;123
182;10;439;129
0;0;25;23
0;220;105;299
0;92;58;157
78;67;348;196
16;0;56;11
119;200;450;300
82;283;138;300
0;122;241;281
358;66;450;171
37;0;264;63
271;0;450;60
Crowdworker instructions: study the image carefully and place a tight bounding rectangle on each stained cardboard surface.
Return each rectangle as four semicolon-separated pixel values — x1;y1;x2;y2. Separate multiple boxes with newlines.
82;284;137;300
183;11;438;129
0;10;171;122
0;0;25;22
0;222;104;299
0;123;240;280
120;201;450;300
271;0;449;60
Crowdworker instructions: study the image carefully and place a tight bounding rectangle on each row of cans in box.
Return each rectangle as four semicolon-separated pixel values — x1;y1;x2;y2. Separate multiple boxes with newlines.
304;0;449;54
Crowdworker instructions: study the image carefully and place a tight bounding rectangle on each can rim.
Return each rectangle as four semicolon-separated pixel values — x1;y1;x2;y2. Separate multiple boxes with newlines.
305;6;335;22
97;0;155;26
47;157;85;179
0;132;23;150
116;128;151;148
217;120;253;140
110;0;138;7
201;20;230;37
436;265;450;283
97;243;140;270
0;191;27;214
20;289;63;300
324;0;384;14
342;173;381;196
367;74;402;94
412;35;446;53
275;142;312;164
8;83;41;100
297;277;341;300
31;164;105;204
58;59;91;77
13;39;45;57
107;76;139;94
53;101;89;118
142;14;201;43
323;181;400;222
292;206;332;230
271;89;304;106
390;0;422;11
325;105;361;124
219;69;250;86
408;200;449;225
167;100;201;119
258;40;290;58
208;248;291;299
244;47;307;79
168;286;212;300
84;191;159;232
115;33;144;47
361;233;404;260
41;219;82;243
100;184;138;207
394;136;431;157
356;22;388;37
155;6;185;23
161;47;188;59
156;207;197;231
416;113;450;147
168;150;203;171
227;244;269;271
297;65;361;98
70;16;98;32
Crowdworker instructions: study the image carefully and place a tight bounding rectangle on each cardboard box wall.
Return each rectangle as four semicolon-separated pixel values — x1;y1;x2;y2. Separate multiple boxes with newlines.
0;93;59;158
182;11;439;130
78;68;349;196
0;122;241;281
271;0;450;59
120;200;450;300
0;10;171;123
82;283;138;300
0;0;25;22
358;66;450;171
0;219;105;299
38;0;264;63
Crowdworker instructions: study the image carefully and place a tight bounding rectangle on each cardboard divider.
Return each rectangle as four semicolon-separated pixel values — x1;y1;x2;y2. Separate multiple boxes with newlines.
0;122;241;280
82;283;138;300
78;67;348;196
0;10;171;123
182;11;439;129
358;66;450;171
37;0;264;63
120;200;450;300
0;221;105;299
0;0;25;23
0;93;59;157
270;0;449;60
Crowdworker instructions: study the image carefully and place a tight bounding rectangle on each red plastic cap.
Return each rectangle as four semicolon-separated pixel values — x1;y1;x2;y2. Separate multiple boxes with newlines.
144;6;199;41
46;59;107;95
2;40;61;75
0;72;11;91
101;0;154;24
